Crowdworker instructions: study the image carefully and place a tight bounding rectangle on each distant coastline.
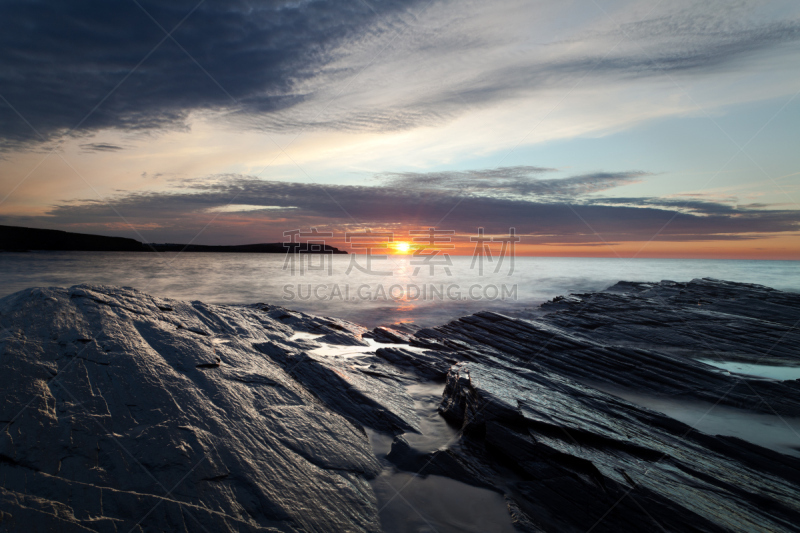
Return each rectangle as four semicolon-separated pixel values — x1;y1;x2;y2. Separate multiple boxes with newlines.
0;225;347;254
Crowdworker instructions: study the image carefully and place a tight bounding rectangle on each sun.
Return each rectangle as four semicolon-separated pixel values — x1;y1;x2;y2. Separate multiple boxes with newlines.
393;241;411;253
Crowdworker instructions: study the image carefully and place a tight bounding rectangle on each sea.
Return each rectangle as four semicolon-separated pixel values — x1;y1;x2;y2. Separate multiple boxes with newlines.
0;251;797;327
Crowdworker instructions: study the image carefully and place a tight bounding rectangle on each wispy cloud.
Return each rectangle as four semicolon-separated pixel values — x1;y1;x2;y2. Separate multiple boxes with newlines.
79;143;124;152
244;0;800;134
4;172;795;245
376;168;648;199
2;0;798;146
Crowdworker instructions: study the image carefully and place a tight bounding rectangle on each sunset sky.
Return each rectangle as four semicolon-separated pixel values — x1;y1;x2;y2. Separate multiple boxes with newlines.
1;0;799;258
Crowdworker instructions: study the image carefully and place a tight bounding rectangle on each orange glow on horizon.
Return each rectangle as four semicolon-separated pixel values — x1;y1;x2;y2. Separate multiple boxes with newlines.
391;241;412;254
329;233;800;260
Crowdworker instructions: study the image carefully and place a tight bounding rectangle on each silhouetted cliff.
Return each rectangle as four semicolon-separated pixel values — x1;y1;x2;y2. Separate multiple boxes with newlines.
0;225;347;253
0;225;144;251
149;242;347;253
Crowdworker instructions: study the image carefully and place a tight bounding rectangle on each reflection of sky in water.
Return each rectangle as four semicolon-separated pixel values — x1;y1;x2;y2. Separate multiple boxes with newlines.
302;338;427;358
372;472;516;533
699;360;800;381
598;387;800;458
365;378;513;533
1;252;798;327
292;335;513;533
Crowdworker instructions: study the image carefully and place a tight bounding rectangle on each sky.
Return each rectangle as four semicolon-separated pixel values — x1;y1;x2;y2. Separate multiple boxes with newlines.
0;0;799;258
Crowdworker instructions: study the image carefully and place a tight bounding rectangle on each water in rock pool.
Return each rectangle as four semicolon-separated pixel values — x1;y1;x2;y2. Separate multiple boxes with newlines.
605;354;800;458
295;336;515;532
368;383;459;456
597;386;800;458
699;359;800;381
372;473;516;533
1;252;798;327
367;383;515;533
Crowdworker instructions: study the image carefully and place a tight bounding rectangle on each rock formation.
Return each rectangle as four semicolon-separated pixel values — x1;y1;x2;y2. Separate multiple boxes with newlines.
0;285;387;531
373;278;800;532
1;278;799;531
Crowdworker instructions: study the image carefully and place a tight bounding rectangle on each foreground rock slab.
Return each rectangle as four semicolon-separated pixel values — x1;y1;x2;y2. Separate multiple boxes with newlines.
2;279;799;532
0;285;405;532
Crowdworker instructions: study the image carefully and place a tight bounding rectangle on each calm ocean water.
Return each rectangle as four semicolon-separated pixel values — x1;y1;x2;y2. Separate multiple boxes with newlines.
0;251;797;327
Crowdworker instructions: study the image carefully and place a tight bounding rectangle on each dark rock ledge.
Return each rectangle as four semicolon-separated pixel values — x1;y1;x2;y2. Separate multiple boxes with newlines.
0;285;387;532
0;278;798;532
374;278;800;532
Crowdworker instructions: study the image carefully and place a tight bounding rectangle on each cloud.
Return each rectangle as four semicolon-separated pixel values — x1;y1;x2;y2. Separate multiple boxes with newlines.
244;0;800;134
377;168;648;199
554;5;800;76
79;143;124;152
2;0;799;146
8;172;796;244
0;0;424;146
207;204;298;213
544;242;622;247
584;196;780;217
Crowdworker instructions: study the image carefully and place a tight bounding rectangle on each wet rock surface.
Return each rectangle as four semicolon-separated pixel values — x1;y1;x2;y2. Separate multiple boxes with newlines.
1;278;799;532
404;278;800;416
383;278;800;532
0;286;396;532
438;360;800;532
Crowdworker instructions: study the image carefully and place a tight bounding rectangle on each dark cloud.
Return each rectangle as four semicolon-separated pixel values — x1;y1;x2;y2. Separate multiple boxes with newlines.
2;1;799;144
376;166;554;191
9;174;796;244
377;168;648;198
0;0;423;145
79;143;124;152
544;242;622;247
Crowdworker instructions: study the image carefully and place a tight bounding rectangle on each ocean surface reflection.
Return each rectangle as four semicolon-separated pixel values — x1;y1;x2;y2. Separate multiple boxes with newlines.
1;252;798;327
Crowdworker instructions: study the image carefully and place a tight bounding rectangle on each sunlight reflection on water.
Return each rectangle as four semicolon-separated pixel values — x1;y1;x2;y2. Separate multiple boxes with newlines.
1;252;797;327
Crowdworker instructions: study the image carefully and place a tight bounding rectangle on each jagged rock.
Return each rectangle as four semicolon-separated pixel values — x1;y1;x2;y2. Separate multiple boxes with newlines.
274;350;420;434
400;279;800;532
0;285;389;532
248;303;369;343
437;360;800;532
407;279;800;416
3;279;800;532
374;347;457;381
385;435;494;489
543;278;800;362
366;326;415;344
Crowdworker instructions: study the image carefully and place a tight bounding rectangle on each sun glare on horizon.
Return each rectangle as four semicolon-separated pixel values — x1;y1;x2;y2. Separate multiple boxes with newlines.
393;241;411;253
